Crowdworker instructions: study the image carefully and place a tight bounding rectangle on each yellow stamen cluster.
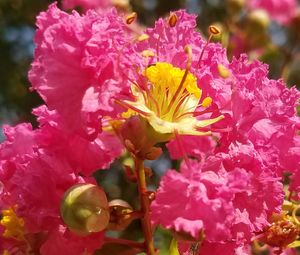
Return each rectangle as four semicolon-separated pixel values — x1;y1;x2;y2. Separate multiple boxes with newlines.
0;206;25;241
119;62;223;136
145;62;200;120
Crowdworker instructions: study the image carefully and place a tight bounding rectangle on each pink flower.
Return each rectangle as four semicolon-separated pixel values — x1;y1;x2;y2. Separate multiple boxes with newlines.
220;56;300;177
29;3;132;139
33;105;123;176
40;225;104;255
171;52;300;178
178;241;249;255
151;143;283;246
247;0;297;25
0;121;108;254
166;135;216;161
7;152;104;255
0;123;38;207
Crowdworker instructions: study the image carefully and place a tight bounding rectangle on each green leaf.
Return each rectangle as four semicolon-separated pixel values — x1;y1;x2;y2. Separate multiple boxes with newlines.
169;238;180;255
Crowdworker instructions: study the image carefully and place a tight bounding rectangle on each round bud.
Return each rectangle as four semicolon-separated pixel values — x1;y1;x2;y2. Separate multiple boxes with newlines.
119;116;166;159
60;184;110;235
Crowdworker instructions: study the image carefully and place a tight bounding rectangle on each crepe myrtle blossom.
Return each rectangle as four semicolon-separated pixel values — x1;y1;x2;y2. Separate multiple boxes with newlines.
115;11;225;144
29;3;134;139
139;12;300;179
32;105;123;176
29;5;225;147
1;2;300;255
167;53;300;178
151;143;284;253
247;0;298;25
0;123;108;254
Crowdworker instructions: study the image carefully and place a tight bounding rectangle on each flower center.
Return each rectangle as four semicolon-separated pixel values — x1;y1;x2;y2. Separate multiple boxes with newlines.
116;59;223;137
144;62;201;122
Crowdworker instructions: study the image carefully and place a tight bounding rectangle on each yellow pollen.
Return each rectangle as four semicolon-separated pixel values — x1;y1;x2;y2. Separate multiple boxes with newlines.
121;109;137;119
1;206;25;241
202;97;212;108
137;34;149;42
141;50;155;58
119;62;224;136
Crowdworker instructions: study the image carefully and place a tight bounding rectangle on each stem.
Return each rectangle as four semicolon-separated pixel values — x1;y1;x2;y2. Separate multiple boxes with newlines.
135;157;156;255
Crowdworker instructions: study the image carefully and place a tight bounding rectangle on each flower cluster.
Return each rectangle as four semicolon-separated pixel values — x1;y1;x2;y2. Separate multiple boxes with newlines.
0;2;299;255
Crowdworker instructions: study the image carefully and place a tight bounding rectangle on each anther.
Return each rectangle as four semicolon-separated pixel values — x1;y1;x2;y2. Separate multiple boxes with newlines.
217;64;231;78
126;12;137;25
209;25;221;35
184;45;192;70
137;34;150;42
141;50;155;58
197;25;221;68
202;97;212;108
168;12;178;27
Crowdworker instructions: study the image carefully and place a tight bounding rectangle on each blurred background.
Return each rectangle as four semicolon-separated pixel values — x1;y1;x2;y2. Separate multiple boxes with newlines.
0;0;300;254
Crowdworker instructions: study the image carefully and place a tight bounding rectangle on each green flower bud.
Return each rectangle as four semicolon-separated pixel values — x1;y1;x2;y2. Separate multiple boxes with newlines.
60;184;110;235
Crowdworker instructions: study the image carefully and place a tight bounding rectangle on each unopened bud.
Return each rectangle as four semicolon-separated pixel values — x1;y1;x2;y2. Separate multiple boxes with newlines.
126;12;137;25
119;116;169;159
168;13;178;27
60;184;110;235
108;199;133;231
